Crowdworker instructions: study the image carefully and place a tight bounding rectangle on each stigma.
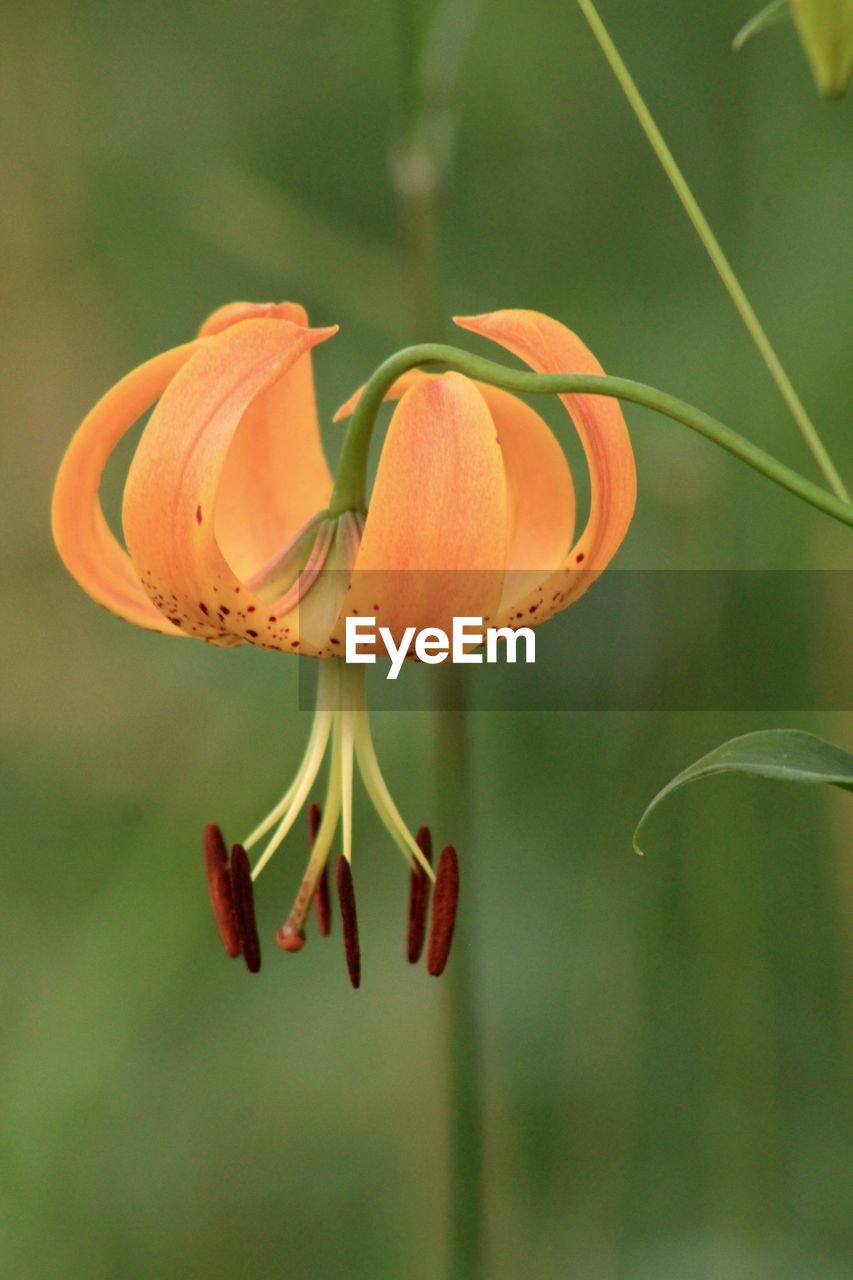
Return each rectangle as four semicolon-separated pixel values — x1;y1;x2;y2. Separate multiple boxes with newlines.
201;660;459;988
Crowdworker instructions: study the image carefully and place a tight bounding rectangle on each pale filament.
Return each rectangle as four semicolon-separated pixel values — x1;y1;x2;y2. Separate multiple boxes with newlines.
346;666;434;880
246;660;338;877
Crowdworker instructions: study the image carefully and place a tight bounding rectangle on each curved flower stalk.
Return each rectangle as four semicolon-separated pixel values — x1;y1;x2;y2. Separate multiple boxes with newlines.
52;300;636;985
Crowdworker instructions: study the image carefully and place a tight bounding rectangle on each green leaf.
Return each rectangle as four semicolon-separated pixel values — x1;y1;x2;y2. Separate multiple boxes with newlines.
634;730;853;853
791;0;853;99
733;0;792;54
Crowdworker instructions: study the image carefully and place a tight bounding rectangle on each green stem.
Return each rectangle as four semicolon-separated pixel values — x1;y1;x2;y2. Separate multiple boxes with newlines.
390;0;481;342
390;9;487;1276
575;0;850;504
328;342;853;529
435;667;484;1280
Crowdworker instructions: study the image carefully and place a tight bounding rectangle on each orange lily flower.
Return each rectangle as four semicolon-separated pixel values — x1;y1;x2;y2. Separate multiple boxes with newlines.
52;300;636;986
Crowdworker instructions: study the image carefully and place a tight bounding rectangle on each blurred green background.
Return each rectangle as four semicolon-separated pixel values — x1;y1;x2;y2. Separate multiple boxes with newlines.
2;1;852;1277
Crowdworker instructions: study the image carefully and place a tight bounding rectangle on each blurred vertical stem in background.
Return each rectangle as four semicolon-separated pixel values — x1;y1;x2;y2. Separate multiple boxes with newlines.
391;0;482;338
390;4;486;1277
576;0;851;504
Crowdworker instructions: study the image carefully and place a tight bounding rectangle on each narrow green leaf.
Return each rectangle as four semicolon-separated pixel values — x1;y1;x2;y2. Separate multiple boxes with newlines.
733;0;791;53
634;730;853;853
791;0;853;99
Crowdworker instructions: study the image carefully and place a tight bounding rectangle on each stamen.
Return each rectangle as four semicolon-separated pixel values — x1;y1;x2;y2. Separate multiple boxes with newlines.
347;667;433;879
407;826;433;964
202;823;240;958
243;689;334;855
336;855;361;989
309;803;332;936
230;843;262;973
426;846;459;977
340;708;355;865
247;662;338;875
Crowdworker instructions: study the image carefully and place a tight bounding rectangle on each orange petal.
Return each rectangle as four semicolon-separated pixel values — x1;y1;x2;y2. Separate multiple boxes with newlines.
337;373;573;594
471;382;574;612
51;340;202;634
346;373;508;638
198;299;309;338
122;317;338;653
212;306;334;580
455;309;636;623
332;369;427;423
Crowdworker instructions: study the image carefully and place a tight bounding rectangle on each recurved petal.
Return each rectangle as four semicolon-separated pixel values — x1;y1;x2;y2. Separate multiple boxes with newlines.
455;309;636;623
347;373;508;637
212;307;334;581
472;382;574;612
198;300;309;337
336;373;573;607
51;341;202;634
122;317;337;653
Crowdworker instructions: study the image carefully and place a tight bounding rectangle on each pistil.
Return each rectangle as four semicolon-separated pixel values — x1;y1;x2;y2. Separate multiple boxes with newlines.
308;803;332;936
275;710;343;948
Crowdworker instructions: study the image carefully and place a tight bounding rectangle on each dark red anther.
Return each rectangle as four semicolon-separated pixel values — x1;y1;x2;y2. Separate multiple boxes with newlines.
230;843;261;974
203;823;240;958
407;826;433;964
307;802;321;845
426;846;459;977
336;856;361;989
308;803;331;936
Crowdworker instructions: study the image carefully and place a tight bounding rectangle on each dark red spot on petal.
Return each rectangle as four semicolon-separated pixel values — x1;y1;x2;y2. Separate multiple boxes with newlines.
196;505;203;524
576;552;585;563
